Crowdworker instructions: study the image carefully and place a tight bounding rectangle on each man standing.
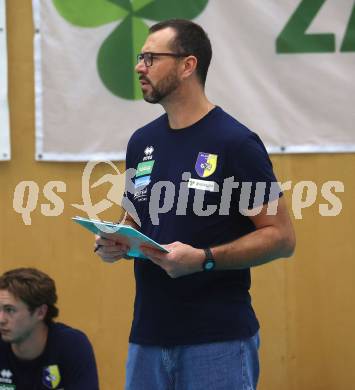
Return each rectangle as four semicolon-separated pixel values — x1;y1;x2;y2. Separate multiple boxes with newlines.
96;19;295;390
0;268;99;389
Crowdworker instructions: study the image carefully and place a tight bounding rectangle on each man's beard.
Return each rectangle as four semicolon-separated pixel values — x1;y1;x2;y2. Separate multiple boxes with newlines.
141;71;180;104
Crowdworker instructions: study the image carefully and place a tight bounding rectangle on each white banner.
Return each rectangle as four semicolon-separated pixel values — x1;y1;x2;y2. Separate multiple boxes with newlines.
0;0;10;161
34;0;355;161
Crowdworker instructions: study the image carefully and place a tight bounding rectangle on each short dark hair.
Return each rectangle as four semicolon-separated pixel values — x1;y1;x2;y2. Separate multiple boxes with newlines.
149;19;212;86
0;268;59;325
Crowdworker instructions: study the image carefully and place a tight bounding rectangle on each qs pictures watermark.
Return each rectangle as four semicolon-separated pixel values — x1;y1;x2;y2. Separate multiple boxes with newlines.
12;161;344;226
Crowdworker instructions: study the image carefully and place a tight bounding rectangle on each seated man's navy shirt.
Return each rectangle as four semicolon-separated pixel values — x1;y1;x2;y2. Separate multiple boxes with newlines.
125;106;281;346
0;322;99;389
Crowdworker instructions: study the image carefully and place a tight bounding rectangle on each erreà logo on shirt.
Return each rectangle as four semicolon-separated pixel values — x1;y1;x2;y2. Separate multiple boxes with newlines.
143;146;154;161
42;365;61;389
0;369;13;386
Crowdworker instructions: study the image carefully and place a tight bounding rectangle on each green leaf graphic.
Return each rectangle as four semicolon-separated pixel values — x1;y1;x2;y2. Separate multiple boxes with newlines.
132;0;154;13
97;16;149;99
53;0;127;27
108;0;132;12
52;0;209;100
134;0;208;20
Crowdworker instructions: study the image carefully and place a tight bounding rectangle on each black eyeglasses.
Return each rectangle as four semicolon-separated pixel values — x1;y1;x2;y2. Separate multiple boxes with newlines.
137;52;190;67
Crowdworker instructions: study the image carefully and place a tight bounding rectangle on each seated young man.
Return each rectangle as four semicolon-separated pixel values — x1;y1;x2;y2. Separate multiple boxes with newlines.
0;267;99;390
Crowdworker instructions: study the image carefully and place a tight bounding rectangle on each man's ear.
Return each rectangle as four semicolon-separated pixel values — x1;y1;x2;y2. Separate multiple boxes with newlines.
35;304;48;321
181;55;198;80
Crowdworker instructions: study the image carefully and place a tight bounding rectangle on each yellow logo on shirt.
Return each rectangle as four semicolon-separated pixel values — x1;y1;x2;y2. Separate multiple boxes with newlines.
195;152;218;178
42;365;61;389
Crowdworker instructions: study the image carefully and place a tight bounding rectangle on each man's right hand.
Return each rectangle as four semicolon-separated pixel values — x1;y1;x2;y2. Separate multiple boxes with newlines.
94;235;130;263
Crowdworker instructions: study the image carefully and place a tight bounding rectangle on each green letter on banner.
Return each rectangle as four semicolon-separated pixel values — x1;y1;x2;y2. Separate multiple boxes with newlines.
276;0;335;53
340;3;355;52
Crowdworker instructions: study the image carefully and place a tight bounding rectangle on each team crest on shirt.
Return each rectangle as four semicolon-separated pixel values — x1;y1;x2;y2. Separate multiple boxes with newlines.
195;152;218;178
42;365;61;389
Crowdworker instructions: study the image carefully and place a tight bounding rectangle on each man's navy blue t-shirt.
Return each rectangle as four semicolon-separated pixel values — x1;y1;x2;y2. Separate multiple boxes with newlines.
125;106;280;346
0;322;99;389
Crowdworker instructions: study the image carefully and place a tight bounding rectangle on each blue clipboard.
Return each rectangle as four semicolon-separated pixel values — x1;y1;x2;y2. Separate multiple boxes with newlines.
72;216;169;259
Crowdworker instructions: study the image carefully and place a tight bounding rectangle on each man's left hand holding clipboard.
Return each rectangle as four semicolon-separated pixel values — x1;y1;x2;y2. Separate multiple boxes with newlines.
94;213;138;263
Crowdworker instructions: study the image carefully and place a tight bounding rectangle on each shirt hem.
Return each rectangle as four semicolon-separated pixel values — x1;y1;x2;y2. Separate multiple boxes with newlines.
129;325;260;347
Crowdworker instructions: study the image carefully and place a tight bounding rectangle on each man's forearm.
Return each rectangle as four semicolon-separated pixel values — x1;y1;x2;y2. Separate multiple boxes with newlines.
210;225;295;270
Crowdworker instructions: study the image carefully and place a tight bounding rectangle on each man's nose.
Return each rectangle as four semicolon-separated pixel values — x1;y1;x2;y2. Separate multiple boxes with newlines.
135;60;148;74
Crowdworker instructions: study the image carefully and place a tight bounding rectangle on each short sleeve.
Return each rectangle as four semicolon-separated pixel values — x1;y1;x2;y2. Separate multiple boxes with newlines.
227;132;282;209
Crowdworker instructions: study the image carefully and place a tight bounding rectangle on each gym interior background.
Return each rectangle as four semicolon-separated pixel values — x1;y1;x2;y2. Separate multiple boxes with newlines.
1;2;354;389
